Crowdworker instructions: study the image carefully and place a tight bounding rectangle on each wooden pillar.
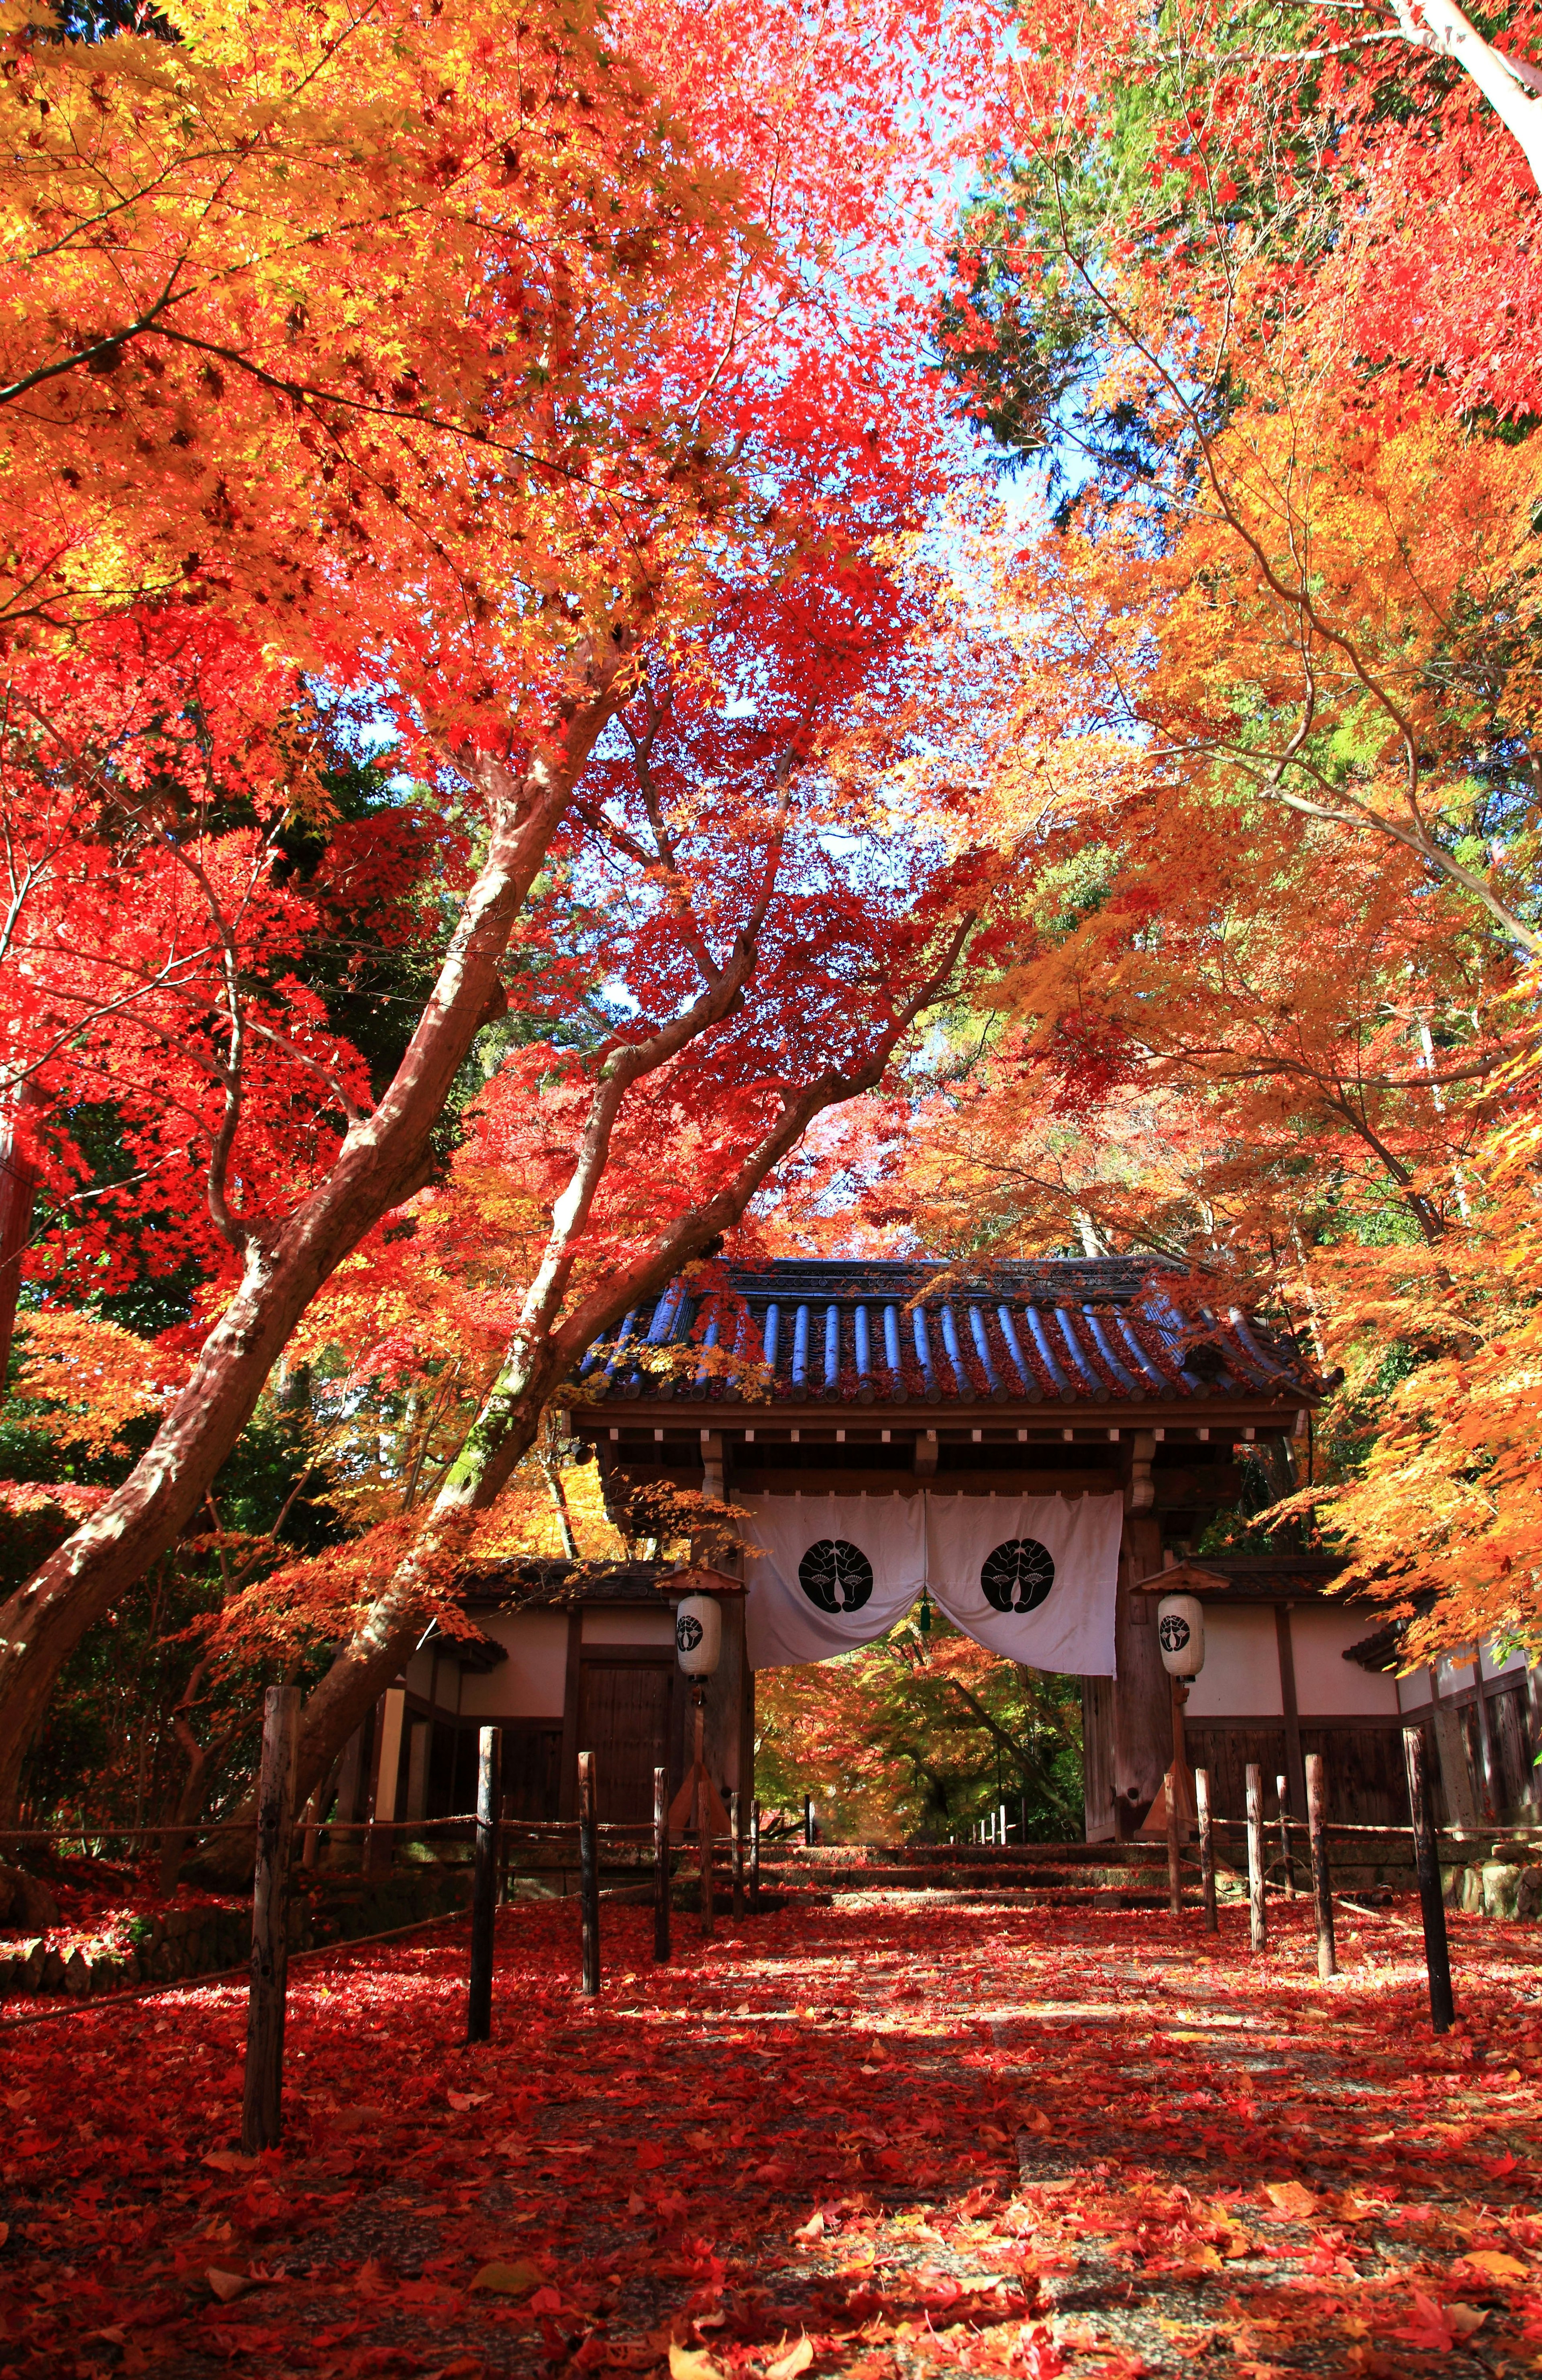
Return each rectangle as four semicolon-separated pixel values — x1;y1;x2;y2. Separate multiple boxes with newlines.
557;1612;583;1820
1112;1509;1170;1837
404;1718;430;1824
242;1685;299;2153
1526;1663;1542;1814
702;1592;748;1813
333;1710;365;1826
1429;1668;1479;1828
1471;1644;1501;1819
1274;1605;1307;1818
1081;1676;1117;1841
366;1686;406;1871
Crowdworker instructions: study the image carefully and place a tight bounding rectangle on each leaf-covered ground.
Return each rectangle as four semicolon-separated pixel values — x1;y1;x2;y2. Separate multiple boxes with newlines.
2;1890;1541;2377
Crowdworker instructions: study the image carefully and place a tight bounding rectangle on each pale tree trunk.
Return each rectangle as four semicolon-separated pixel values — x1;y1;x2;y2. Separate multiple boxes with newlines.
1392;0;1542;188
0;709;618;1818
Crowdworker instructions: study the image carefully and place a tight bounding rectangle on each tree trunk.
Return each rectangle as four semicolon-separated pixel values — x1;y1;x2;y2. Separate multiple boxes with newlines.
0;718;616;1818
1395;0;1542;188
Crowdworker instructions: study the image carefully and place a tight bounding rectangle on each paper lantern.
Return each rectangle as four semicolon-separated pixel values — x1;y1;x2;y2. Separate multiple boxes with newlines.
675;1593;722;1677
1157;1594;1205;1677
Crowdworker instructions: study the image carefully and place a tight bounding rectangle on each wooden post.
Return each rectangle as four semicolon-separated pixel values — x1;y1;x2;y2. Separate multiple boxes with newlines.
750;1798;761;1912
1165;1767;1182;1915
730;1790;744;1920
578;1749;600;1996
466;1725;500;2042
1245;1762;1266;1953
1195;1766;1218;1933
1276;1772;1296;1899
803;1792;815;1846
1403;1724;1455;2034
242;1684;299;2155
1305;1751;1337;1981
653;1764;671;1965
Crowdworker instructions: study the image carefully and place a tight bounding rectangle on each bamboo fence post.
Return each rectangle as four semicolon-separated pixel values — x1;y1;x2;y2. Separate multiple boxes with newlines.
1246;1762;1266;1953
750;1798;761;1912
1195;1766;1219;1933
730;1790;744;1921
1276;1772;1296;1899
1305;1752;1337;1980
241;1684;299;2155
653;1765;671;1965
466;1725;500;2043
1403;1726;1455;2033
578;1751;600;1996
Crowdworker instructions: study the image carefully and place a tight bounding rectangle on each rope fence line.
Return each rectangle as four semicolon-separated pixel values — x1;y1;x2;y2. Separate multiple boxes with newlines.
0;1904;475;2037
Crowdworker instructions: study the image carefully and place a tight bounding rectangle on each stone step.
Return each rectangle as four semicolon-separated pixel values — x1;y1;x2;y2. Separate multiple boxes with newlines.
759;1840;1172;1869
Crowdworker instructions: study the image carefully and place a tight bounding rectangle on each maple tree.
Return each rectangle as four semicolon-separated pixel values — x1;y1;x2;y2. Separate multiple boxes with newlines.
756;1619;1084;1843
0;0;1007;1810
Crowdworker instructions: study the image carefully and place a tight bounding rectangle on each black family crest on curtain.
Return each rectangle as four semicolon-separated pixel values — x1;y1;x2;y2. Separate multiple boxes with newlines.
798;1538;875;1613
742;1491;1120;1671
979;1537;1055;1614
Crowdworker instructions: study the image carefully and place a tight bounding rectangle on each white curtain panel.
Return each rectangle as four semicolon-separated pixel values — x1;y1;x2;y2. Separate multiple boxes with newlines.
741;1490;1122;1676
924;1493;1122;1677
740;1493;925;1666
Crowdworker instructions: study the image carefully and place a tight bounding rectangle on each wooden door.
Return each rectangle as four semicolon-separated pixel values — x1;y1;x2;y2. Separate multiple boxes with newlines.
576;1659;674;1823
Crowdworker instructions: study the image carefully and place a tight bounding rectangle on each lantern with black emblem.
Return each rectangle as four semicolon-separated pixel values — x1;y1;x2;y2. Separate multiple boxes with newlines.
1156;1593;1205;1677
675;1593;722;1677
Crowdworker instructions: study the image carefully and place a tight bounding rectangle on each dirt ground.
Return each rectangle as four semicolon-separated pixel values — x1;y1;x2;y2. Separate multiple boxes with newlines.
2;1889;1540;2378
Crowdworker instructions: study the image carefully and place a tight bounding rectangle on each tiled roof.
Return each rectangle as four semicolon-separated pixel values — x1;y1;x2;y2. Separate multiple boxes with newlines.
571;1258;1323;1414
457;1559;738;1606
1138;1555;1347;1603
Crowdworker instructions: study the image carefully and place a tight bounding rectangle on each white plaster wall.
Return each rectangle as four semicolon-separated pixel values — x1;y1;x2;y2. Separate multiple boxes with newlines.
581;1608;676;1646
458;1610;569;1719
402;1647;439;1704
1398;1667;1434;1713
1183;1606;1282;1717
1289;1608;1400;1718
